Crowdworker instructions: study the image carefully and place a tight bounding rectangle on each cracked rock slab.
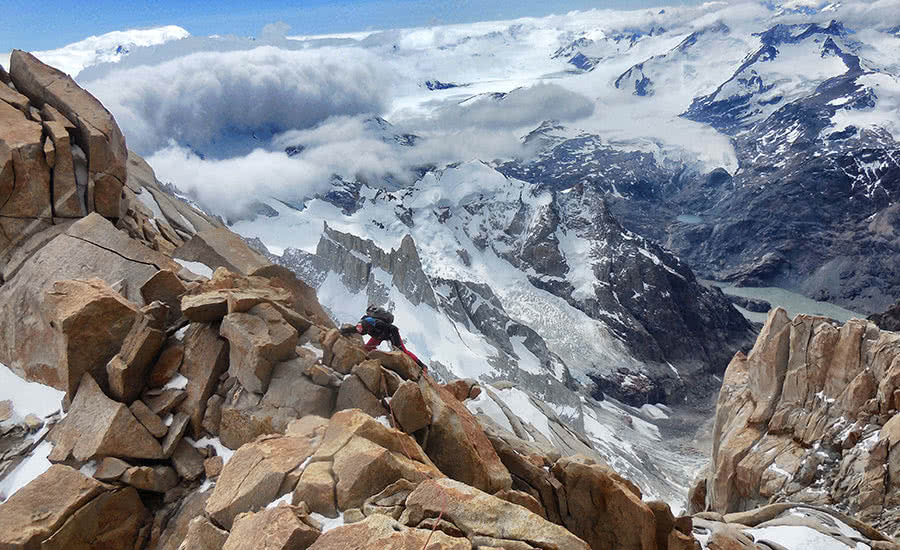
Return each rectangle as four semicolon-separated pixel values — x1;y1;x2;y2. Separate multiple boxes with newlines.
419;376;511;495
176;322;228;437
206;431;323;530
221;303;298;394
107;313;166;403
10;50;128;217
180;516;229;550
224;505;321;550
403;478;591;550
0;100;51;220
45;277;142;399
0;214;180;391
129;400;167;438
0;464;147;549
307;514;471;550
47;373;164;462
175;226;270;276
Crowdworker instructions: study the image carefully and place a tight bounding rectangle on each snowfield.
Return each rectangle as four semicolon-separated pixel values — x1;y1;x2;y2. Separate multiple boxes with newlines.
2;25;189;77
0;363;66;500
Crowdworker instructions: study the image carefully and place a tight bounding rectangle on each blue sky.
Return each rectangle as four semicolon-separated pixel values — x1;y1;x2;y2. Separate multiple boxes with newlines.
2;0;696;52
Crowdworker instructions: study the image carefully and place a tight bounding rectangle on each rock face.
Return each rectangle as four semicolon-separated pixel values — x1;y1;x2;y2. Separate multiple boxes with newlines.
0;214;179;395
141;269;187;326
10;50;127;217
121;464;178;493
700;307;900;533
106;308;166;402
305;409;443;511
552;456;657;550
419;376;512;495
206;423;326;529
47;373;164;461
175;226;270;276
45;277;142;399
308;514;470;550
177;322;229;436
0;465;147;549
221;303;298;393
223;505;320;550
42;104;85;218
180;516;229;550
315;224;438;308
403;478;591;550
154;489;212;550
250;264;334;329
0;99;51;222
391;381;431;433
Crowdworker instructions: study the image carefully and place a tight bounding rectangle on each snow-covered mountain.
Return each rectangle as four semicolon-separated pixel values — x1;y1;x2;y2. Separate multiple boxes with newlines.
672;21;900;313
2;26;189;77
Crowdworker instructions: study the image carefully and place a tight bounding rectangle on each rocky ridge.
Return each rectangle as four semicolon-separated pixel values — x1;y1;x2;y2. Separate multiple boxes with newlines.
255;223;707;509
0;50;897;550
254;222;581;413
691;307;900;536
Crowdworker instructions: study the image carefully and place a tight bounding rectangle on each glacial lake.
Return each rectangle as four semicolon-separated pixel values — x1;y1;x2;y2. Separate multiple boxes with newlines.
676;214;704;224
701;280;865;324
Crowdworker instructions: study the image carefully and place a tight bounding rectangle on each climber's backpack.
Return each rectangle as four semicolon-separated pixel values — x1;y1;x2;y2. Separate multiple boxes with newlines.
366;305;394;324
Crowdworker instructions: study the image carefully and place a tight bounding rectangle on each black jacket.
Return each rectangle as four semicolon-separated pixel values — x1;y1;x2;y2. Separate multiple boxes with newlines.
359;315;401;345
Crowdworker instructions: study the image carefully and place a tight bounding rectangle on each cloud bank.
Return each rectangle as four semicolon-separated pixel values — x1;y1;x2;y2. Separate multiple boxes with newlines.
423;84;595;131
149;114;536;219
68;0;900;220
83;45;396;154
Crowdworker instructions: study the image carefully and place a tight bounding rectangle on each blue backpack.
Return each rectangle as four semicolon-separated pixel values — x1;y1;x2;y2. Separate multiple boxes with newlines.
366;305;394;324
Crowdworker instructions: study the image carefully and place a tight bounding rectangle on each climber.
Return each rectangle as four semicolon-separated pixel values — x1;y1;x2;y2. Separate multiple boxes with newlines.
340;305;428;372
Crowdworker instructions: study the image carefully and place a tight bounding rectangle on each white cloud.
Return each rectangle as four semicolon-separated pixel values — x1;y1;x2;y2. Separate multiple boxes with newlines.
148;143;333;218
59;0;898;221
150;113;532;219
12;26;190;77
261;21;292;41
825;0;900;28
417;83;595;131
82;45;396;153
72;28;583;218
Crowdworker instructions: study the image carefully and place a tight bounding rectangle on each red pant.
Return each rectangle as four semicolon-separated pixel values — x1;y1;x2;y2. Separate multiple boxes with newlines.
365;337;422;365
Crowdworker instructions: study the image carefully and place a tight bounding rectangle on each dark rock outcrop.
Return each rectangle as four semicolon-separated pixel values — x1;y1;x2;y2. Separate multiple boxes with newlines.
870;301;900;332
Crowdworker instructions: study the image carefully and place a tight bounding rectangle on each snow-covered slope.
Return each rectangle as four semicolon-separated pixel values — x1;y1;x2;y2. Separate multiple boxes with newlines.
684;21;864;132
614;22;744;99
0;363;65;500
3;26;189;77
466;383;707;513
